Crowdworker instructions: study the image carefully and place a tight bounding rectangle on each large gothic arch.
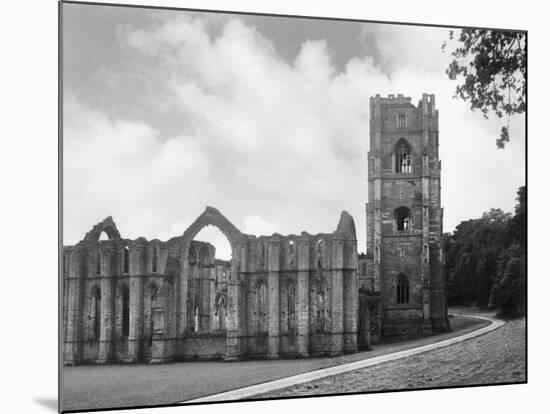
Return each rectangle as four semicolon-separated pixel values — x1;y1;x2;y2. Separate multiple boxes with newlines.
180;206;244;262
177;207;247;360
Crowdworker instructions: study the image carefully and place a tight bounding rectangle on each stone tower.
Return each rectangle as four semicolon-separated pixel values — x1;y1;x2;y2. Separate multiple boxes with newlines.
364;93;449;336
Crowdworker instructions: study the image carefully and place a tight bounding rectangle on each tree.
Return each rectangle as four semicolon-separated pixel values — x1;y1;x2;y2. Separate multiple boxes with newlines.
508;186;526;248
442;29;526;148
444;210;511;307
489;186;526;317
444;186;526;316
489;244;526;317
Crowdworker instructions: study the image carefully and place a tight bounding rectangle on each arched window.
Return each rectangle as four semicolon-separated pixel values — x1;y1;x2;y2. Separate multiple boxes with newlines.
96;250;101;275
188;246;197;266
152;247;158;273
395;138;412;173
123;246;129;274
312;277;326;333
257;281;268;333
316;239;324;269
121;286;130;338
148;284;158;346
397;113;407;128
98;230;110;241
396;273;410;304
91;286;101;341
287;281;296;333
394;206;411;231
194;306;200;332
215;294;227;331
198;246;208;267
258;241;266;270
288;240;296;269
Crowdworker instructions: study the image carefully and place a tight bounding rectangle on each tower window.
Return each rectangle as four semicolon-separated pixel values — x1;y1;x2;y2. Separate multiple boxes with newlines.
397;114;406;128
394;206;411;231
397;273;410;304
395;138;412;173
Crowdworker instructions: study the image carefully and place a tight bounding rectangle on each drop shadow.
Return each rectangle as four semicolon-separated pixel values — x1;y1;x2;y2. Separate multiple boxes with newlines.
34;397;58;412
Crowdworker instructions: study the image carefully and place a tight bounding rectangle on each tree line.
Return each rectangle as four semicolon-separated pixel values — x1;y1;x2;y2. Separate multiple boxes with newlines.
443;186;526;317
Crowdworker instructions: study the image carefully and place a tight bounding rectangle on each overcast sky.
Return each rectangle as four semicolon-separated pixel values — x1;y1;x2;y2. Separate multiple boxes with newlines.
62;3;526;259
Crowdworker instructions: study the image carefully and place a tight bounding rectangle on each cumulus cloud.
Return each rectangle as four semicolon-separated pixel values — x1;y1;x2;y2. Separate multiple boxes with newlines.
64;12;525;255
63;95;211;244
243;215;277;236
359;24;452;75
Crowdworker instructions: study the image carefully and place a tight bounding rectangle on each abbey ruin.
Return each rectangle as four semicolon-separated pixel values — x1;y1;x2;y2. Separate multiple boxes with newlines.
62;93;448;365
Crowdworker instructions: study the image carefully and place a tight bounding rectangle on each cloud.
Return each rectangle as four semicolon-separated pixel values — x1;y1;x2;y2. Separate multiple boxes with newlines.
359;24;452;75
64;12;525;256
243;215;277;236
63;95;211;244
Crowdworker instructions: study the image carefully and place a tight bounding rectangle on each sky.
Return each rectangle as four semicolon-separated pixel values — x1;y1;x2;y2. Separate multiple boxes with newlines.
62;3;526;259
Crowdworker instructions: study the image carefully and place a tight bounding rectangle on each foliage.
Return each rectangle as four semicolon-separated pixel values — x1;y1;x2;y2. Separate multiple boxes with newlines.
489;244;526;317
443;29;526;148
444;186;526;316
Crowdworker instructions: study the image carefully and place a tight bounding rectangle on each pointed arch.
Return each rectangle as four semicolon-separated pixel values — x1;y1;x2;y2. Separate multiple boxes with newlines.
198;245;209;267
121;285;130;338
83;216;121;243
394;138;412;173
90;285;101;341
95;250;101;275
311;276;327;333
287;280;296;334
257;239;267;271
214;292;227;331
396;273;410;304
256;280;268;333
288;239;296;269
151;245;158;273
316;238;325;269
180;209;243;338
188;244;197;265
180;207;243;263
145;283;159;346
394;206;412;232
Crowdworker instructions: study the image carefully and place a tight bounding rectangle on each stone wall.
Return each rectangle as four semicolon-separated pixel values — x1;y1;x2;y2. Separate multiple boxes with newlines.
63;208;359;365
62;93;449;364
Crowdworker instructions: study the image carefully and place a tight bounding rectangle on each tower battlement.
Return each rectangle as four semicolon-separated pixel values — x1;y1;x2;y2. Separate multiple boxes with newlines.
371;93;437;115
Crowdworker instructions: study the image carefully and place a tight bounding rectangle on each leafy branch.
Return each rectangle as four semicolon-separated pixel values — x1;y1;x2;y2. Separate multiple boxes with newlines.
442;29;526;148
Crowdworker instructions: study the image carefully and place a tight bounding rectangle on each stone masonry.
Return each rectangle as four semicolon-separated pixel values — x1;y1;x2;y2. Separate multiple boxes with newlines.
63;209;359;364
362;93;449;336
62;93;448;365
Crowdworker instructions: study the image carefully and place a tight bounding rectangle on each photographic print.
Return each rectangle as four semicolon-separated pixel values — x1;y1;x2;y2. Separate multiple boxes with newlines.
60;1;526;412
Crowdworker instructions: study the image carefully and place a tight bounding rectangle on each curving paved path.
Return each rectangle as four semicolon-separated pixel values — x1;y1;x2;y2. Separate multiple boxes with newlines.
185;313;504;403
